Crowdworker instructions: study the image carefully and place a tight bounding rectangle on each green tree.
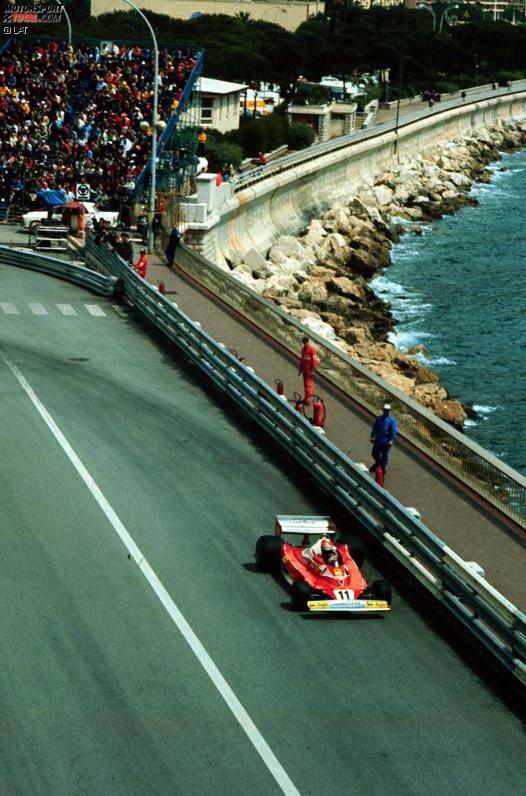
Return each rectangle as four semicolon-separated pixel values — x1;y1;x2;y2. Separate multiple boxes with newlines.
288;122;315;150
205;139;243;172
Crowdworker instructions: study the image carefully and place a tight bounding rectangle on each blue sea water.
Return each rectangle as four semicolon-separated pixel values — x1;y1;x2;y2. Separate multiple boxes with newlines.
371;148;526;475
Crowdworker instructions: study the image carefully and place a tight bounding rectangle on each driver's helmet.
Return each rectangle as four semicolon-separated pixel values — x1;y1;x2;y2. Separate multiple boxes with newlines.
320;538;337;566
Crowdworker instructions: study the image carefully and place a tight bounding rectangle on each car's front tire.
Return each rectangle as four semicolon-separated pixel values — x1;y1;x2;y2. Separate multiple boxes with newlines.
371;579;392;605
255;535;283;573
291;580;312;611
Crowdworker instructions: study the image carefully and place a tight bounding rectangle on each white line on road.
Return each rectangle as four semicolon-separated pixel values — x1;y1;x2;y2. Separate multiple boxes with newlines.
1;349;301;796
85;305;107;317
112;304;128;317
57;304;76;316
1;303;19;314
28;303;48;315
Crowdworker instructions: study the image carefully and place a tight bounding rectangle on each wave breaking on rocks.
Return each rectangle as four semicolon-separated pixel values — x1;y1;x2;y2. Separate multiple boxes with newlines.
225;119;526;429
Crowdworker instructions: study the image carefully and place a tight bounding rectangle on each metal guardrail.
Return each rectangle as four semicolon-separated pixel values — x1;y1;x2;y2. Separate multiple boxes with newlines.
83;237;526;690
173;242;526;527
234;81;526;192
0;245;117;296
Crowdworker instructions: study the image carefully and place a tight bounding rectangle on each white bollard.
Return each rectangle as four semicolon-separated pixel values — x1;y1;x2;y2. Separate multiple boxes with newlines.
405;506;422;521
466;561;485;579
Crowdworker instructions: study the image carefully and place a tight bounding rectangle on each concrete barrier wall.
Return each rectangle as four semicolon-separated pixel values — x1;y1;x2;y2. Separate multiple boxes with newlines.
206;93;526;266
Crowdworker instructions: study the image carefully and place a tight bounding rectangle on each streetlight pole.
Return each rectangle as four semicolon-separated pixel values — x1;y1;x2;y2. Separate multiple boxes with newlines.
438;4;459;35
121;0;159;254
57;1;72;47
394;55;404;164
417;3;436;31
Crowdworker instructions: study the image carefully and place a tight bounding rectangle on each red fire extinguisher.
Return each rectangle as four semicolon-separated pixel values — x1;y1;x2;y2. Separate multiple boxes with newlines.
312;394;326;429
374;466;384;488
275;379;284;396
158;280;166;296
293;392;303;414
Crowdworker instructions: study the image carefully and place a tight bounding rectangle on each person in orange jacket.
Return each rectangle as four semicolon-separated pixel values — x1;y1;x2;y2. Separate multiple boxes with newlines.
133;248;148;279
299;335;318;403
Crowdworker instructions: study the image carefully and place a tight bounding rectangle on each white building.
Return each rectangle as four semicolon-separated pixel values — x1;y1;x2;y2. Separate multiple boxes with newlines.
92;2;324;33
199;77;248;133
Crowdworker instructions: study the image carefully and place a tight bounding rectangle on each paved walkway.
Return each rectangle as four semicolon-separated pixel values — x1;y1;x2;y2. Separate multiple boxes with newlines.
136;240;526;611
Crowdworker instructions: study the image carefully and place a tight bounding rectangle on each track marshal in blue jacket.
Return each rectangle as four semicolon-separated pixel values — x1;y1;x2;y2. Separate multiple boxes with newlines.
370;403;398;471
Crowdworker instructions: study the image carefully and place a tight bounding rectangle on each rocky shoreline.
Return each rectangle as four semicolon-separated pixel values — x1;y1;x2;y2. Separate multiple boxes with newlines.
225;119;526;428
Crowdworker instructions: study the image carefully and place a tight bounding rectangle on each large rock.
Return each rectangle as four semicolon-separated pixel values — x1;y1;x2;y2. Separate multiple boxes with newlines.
413;383;448;407
299;316;338;342
271;235;308;260
316;234;349;267
449;172;471;188
346;247;381;278
230;270;264;291
323;207;353;236
263;273;299;296
371;184;394;207
327;276;367;301
232;262;253;276
367;364;416;395
393;353;439;385
433;399;466;428
302;219;327;246
310;264;342;279
228;249;244;268
297;281;328;304
244;248;268;274
271;256;309;278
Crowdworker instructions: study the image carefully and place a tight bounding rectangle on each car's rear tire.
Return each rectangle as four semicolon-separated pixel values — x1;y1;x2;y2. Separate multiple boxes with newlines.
338;534;365;569
255;535;283;572
291;580;312;611
371;579;392;605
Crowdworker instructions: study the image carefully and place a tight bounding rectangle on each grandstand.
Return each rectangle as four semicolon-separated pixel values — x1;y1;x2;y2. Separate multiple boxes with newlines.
0;36;202;231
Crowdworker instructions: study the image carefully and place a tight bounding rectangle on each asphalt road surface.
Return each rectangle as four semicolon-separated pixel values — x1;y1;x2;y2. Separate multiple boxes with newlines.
1;265;524;795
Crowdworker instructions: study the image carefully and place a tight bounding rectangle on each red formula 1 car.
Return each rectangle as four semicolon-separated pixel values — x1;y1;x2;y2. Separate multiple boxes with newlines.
255;516;392;613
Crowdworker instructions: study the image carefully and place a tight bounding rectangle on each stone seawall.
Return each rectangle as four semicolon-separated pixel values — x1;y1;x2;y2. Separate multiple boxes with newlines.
208;92;526;267
194;94;526;427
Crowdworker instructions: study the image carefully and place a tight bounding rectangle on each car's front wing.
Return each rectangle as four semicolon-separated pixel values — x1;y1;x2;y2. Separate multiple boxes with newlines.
306;598;390;613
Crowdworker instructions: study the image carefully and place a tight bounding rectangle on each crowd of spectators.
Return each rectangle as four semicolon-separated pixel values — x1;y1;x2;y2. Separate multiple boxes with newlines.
0;39;197;215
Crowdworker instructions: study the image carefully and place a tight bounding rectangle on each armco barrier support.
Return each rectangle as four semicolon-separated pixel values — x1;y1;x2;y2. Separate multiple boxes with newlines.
82;238;526;691
0;245;117;296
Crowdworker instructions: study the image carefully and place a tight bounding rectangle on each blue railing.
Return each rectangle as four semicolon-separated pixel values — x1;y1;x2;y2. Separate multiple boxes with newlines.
130;49;204;202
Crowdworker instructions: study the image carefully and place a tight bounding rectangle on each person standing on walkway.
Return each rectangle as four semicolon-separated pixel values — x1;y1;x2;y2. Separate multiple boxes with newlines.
115;232;133;264
370;403;398;473
133;248;148;279
197;130;207;156
299;336;318;403
165;224;181;267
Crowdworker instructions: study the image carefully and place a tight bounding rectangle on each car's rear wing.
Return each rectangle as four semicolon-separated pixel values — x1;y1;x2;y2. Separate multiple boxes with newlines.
274;516;336;537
